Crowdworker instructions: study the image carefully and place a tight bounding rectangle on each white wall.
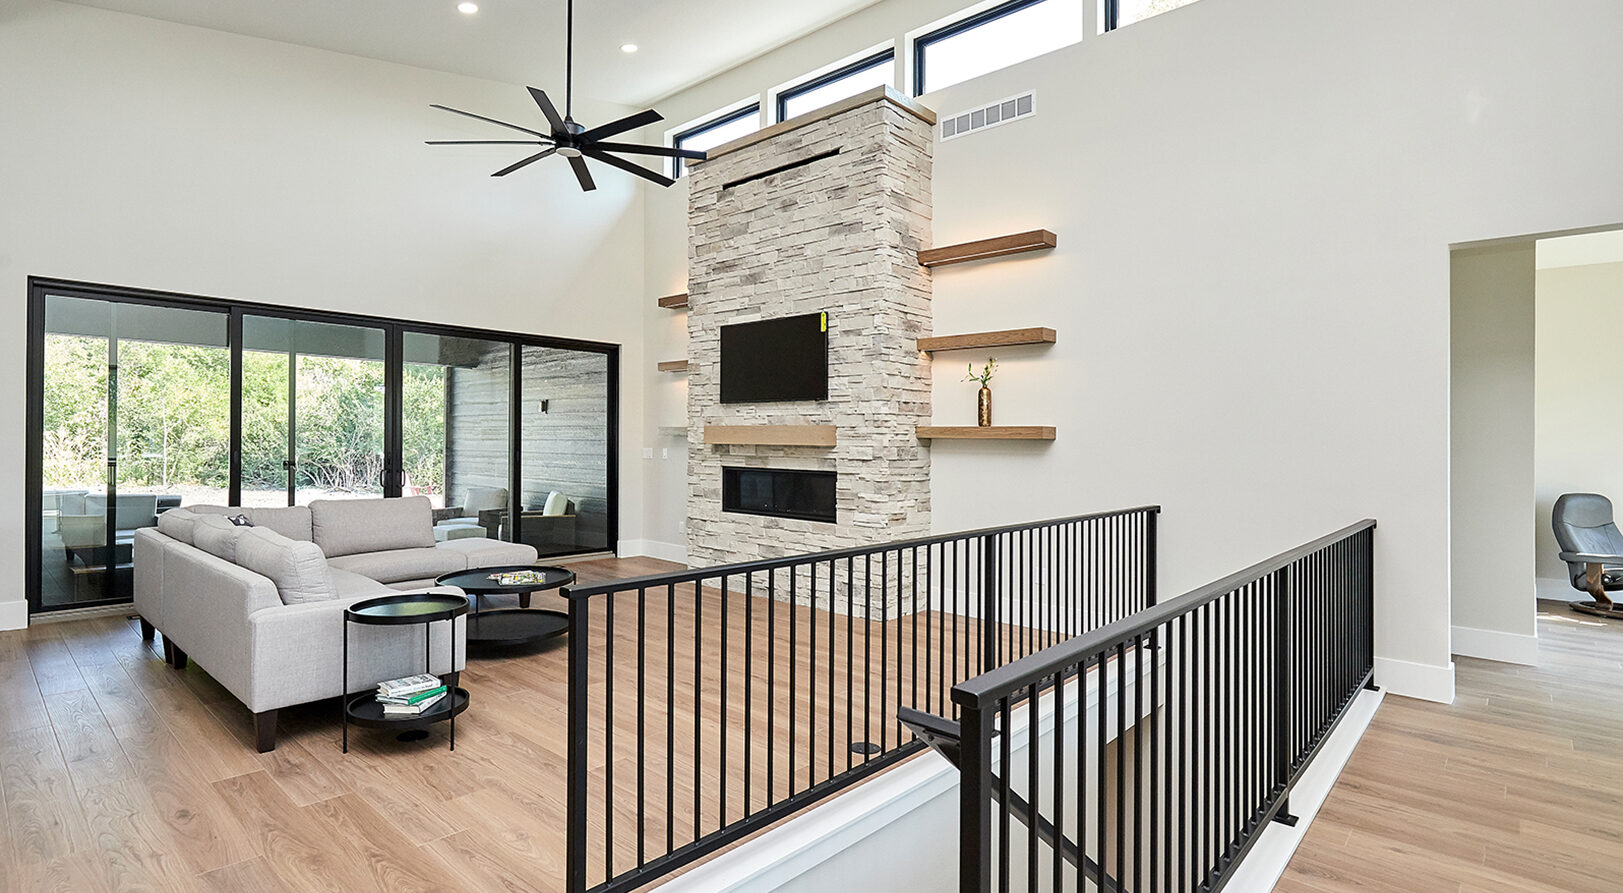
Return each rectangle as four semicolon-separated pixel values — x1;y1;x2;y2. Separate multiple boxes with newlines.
1450;244;1537;665
639;0;1623;702
0;0;653;627
1534;258;1623;597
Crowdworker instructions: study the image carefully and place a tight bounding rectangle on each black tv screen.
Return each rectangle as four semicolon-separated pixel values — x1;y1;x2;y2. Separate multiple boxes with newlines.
720;312;828;403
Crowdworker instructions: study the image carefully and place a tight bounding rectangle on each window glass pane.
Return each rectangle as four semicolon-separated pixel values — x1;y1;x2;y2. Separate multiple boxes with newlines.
242;316;387;506
40;295;230;608
918;0;1082;94
674;107;760;176
780;55;894;121
403;331;511;522
1115;0;1200;27
520;347;611;556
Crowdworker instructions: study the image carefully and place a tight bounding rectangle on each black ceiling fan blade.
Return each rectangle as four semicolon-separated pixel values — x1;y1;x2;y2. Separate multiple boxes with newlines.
583;148;675;187
527;87;567;135
593;141;706;161
568;154;597;191
430;104;552;139
427;140;553;145
492;147;558;177
578;109;664;143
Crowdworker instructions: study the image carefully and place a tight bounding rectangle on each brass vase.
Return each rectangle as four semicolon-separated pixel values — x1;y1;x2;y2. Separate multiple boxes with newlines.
977;386;992;427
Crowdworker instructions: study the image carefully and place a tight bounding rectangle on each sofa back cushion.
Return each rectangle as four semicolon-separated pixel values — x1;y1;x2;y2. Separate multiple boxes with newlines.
191;505;314;542
235;527;335;605
191;515;247;563
156;507;200;545
309;497;435;558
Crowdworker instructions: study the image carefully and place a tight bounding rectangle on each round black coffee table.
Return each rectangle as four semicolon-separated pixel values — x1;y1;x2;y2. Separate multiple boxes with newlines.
435;565;576;647
342;592;470;752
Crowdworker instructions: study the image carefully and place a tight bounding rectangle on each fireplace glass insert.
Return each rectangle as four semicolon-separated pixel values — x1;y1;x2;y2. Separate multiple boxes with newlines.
721;467;836;523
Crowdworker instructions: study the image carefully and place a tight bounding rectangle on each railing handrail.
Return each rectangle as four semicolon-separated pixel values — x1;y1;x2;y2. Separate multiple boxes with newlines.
563;505;1163;598
950;517;1376;709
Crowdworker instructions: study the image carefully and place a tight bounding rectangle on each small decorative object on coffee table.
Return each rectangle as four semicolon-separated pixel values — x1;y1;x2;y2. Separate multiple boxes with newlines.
964;357;998;427
435;564;577;648
342;593;469;753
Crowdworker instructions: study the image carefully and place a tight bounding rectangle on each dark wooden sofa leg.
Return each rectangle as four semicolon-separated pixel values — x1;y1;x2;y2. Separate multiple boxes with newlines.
255;710;278;753
161;639;174;665
170;646;188;670
138;618;155;641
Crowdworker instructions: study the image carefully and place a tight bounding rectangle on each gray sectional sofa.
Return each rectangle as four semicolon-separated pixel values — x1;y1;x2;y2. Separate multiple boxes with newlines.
133;496;537;751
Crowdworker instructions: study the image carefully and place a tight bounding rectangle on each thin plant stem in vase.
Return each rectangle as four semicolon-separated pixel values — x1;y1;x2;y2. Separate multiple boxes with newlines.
963;358;997;427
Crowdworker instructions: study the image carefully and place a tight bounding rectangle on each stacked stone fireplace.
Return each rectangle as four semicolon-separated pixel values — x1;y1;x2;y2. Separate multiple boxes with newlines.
685;88;936;574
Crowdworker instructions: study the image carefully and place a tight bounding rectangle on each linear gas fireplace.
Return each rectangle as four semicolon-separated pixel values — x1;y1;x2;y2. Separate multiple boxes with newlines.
722;467;837;523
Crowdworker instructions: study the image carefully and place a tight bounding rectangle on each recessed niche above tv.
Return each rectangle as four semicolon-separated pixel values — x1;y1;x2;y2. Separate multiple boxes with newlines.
719;312;828;404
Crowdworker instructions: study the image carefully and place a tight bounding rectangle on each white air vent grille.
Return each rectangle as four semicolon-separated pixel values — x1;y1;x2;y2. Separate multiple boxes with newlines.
940;91;1035;141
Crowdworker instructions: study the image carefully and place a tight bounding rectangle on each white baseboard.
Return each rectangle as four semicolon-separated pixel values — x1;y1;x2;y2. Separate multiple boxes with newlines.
1372;656;1454;703
1450;624;1539;666
1226;688;1384;892
0;599;27;631
619;539;688;564
1536;576;1581;603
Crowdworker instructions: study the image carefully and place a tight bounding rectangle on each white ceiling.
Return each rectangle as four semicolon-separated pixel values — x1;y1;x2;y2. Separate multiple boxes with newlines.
64;0;886;107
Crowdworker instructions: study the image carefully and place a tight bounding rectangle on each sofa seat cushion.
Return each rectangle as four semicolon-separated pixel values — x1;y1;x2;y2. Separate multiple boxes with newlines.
311;497;435;558
192;505;314;542
236;527;335;605
327;547;466;584
435;537;540;569
329;568;393;599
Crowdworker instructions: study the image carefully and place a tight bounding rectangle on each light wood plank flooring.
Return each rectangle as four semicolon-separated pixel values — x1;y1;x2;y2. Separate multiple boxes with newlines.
1280;600;1623;893
0;555;1040;893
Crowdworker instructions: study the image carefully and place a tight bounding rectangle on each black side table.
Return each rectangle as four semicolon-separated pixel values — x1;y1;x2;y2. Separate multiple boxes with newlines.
343;593;470;752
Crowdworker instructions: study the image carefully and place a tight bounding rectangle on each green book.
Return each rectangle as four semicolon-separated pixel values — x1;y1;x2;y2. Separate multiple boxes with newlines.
378;685;447;706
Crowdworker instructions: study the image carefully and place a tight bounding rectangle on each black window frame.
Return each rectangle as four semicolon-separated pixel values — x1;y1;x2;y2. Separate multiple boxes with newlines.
775;49;896;123
670;104;761;178
25;276;622;615
913;0;1061;97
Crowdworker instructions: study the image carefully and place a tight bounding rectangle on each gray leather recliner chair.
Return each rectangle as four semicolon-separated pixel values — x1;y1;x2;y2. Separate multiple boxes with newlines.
1552;492;1623;618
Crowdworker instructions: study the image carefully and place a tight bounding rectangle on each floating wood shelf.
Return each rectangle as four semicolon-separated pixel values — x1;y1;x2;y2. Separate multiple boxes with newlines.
917;426;1056;441
918;327;1057;352
657;293;689;309
704;425;837;447
919;230;1057;268
657;360;689;373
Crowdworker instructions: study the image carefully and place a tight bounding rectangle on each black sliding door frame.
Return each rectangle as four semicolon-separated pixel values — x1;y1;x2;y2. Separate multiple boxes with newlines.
26;277;621;616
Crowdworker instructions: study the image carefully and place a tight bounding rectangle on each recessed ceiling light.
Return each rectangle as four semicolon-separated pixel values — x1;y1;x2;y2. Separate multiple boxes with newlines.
457;2;479;14
620;43;639;54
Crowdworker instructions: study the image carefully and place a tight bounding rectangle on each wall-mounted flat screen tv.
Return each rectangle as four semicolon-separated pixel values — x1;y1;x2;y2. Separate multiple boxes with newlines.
720;312;828;403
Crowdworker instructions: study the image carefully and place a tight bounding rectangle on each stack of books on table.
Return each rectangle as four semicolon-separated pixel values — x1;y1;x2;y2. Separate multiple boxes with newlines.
376;674;449;716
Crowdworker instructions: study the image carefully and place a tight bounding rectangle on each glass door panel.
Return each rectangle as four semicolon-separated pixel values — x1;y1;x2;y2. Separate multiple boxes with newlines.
242;316;387;505
519;345;612;556
39;295;229;609
404;332;512;537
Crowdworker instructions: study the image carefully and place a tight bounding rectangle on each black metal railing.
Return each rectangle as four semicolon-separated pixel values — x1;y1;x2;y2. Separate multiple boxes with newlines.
560;506;1160;893
942;519;1375;893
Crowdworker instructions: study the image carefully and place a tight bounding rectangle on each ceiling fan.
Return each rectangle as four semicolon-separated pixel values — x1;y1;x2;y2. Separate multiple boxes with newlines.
426;0;704;191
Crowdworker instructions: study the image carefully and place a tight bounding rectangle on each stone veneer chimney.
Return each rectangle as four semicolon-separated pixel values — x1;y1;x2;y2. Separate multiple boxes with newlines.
686;87;936;571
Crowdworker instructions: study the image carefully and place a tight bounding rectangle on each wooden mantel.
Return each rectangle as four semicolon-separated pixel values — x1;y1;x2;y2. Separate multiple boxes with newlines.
703;425;838;448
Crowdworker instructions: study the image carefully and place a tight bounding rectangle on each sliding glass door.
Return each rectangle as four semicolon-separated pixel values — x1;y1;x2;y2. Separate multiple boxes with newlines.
241;316;389;506
27;279;619;615
403;331;513;527
36;294;231;608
